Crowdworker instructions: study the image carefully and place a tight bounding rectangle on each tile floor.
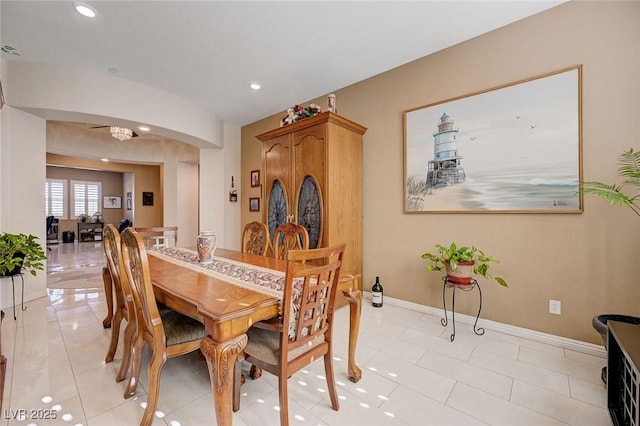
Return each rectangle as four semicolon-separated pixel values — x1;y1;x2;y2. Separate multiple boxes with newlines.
0;242;612;425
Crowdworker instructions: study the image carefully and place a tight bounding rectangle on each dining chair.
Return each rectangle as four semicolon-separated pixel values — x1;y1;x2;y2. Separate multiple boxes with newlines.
247;221;309;379
272;222;309;260
120;228;205;426
233;243;346;425
102;224;137;388
241;221;270;256
133;226;178;249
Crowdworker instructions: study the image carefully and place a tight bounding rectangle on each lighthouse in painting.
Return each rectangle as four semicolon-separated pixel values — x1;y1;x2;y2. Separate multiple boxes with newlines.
426;112;466;188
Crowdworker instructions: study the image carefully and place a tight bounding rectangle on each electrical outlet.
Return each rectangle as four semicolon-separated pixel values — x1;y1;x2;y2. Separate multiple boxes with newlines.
549;299;561;315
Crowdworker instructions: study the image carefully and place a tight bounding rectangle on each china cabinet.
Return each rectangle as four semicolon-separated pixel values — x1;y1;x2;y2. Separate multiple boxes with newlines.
256;111;366;288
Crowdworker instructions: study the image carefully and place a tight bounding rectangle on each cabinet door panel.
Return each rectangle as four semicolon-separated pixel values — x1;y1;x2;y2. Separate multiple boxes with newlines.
263;135;291;233
293;124;325;245
266;180;288;246
297;175;323;249
263;135;291;199
293;125;325;196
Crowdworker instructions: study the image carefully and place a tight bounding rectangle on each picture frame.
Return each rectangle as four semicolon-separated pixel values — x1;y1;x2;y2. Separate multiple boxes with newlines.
403;65;582;214
103;196;122;209
142;191;154;206
249;197;260;212
126;192;132;210
250;170;260;188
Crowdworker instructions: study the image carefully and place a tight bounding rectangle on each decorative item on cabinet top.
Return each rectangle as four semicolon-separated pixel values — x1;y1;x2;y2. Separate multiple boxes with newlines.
280;103;322;127
327;94;336;113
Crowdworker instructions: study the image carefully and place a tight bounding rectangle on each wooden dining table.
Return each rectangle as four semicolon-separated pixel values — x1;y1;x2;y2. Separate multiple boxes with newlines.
102;247;362;425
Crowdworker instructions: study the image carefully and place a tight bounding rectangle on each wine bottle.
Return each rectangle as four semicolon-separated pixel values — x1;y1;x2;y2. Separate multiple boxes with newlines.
372;276;383;308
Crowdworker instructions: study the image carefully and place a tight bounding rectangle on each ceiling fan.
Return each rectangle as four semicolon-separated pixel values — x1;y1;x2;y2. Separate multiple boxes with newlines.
89;125;139;141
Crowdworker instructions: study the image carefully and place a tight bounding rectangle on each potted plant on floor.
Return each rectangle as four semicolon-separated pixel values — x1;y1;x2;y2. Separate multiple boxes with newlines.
421;241;508;287
0;232;47;277
580;147;640;383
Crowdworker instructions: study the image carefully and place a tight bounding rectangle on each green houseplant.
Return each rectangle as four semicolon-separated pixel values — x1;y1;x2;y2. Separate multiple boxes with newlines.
77;213;90;222
0;232;47;277
421;241;508;287
581;148;640;217
581;148;640;384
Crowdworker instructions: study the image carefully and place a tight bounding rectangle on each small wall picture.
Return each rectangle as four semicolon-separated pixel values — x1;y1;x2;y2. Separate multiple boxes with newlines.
103;196;122;209
126;192;132;210
249;197;260;212
250;170;260;187
142;191;154;206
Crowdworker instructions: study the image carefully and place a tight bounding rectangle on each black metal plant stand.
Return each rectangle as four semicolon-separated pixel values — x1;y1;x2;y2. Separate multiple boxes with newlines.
441;277;484;342
0;270;27;320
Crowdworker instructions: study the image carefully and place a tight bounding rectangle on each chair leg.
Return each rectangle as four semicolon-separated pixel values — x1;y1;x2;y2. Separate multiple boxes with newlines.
104;308;123;363
232;354;244;412
140;350;166;426
124;333;145;398
102;266;114;328
323;352;339;411
115;318;136;382
278;374;289;426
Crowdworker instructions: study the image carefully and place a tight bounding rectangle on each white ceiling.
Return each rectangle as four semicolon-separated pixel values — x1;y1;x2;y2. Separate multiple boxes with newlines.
1;1;565;127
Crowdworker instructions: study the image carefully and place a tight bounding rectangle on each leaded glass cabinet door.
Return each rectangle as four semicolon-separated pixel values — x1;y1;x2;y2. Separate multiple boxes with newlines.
267;179;288;246
297;175;323;249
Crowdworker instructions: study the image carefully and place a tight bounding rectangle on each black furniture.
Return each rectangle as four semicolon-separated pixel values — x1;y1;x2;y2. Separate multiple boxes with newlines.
607;320;640;426
78;221;104;242
593;314;640;384
62;231;75;243
0;267;26;320
46;215;59;245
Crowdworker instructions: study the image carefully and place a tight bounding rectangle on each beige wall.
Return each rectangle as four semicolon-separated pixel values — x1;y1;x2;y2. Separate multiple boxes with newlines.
242;1;640;344
46;165;125;234
47;153;163;230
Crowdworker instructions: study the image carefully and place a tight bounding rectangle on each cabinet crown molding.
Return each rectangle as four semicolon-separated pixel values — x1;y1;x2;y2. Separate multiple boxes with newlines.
256;111;367;142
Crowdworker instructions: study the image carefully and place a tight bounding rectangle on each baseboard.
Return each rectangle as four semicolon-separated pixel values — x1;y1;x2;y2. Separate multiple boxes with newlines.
363;292;606;358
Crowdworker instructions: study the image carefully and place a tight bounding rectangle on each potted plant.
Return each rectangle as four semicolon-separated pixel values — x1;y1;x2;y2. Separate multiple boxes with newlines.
581;147;640;383
0;232;47;277
77;213;90;222
421;241;508;287
581;148;640;217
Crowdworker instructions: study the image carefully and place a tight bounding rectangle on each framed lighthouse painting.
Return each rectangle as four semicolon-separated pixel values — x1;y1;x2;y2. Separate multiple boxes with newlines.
403;65;582;214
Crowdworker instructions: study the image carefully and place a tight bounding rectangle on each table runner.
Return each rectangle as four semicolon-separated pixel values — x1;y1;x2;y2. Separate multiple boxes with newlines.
148;247;286;299
148;247;303;339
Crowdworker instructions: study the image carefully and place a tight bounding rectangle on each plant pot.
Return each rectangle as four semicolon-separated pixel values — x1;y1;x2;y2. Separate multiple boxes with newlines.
0;253;24;277
591;314;640;384
445;260;474;285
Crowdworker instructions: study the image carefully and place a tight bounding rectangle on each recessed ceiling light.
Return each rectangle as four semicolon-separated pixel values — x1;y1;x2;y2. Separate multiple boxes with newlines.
74;3;96;18
101;158;109;162
108;67;118;74
138;126;150;132
250;83;261;90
